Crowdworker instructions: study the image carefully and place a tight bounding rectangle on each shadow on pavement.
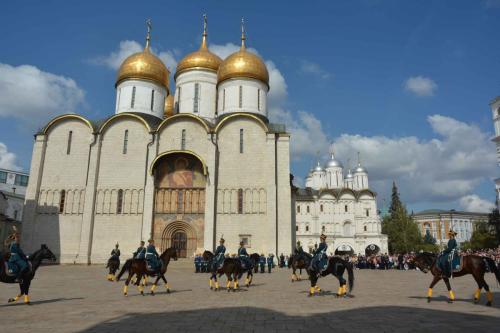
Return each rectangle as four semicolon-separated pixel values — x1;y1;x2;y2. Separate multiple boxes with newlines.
78;305;500;332
409;292;500;309
0;297;84;307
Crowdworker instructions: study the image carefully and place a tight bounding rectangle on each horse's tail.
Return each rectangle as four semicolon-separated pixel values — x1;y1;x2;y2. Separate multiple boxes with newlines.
116;258;132;282
484;257;500;284
346;261;354;293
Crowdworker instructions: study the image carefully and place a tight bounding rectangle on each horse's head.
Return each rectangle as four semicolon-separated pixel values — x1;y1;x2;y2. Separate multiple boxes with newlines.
202;250;213;261
39;244;57;262
161;247;178;261
413;252;435;274
250;253;260;263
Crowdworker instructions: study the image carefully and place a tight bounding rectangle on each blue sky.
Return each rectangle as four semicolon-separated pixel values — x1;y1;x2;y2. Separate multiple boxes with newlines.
1;0;499;212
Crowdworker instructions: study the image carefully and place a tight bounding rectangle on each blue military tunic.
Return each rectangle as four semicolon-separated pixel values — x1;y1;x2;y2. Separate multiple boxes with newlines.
133;246;146;260
238;247;252;269
312;242;328;271
439;238;457;276
145;244;161;271
8;241;28;276
213;245;226;269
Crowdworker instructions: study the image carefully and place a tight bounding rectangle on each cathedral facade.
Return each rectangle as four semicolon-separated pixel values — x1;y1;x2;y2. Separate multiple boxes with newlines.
22;21;293;263
294;154;388;255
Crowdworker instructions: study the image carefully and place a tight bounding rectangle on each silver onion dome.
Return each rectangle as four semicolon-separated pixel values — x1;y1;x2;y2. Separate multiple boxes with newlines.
325;154;343;168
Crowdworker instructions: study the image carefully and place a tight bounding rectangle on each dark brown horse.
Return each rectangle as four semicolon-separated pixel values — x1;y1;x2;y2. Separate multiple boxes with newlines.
306;256;354;297
413;252;500;306
116;247;177;296
289;252;312;282
106;255;120;281
0;244;56;304
203;251;259;292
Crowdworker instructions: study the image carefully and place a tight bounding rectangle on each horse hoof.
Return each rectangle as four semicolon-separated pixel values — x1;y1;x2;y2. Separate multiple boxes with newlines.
308;293;314;297
210;287;213;290
487;301;492;307
427;297;431;303
227;289;231;292
246;284;249;288
447;299;453;304
8;298;15;303
473;298;479;304
124;293;128;297
151;292;155;296
167;289;170;294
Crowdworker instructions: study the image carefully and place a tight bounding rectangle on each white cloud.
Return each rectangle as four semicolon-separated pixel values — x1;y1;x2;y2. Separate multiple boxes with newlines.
331;115;497;204
404;76;437;96
300;60;331;79
0;63;85;125
92;40;177;71
0;142;22;171
459;195;495;213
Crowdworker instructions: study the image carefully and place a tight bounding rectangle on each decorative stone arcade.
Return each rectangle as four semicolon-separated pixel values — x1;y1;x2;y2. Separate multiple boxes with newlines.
151;152;206;258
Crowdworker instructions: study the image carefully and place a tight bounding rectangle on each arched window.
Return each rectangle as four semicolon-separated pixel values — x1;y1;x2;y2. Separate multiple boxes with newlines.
193;83;200;113
59;190;66;214
321;225;325;232
363;225;367;232
305;225;309;232
151;90;155;110
257;89;261;111
238;189;243;214
239;86;243;108
117;189;123;214
296;225;299;232
131;86;136;108
181;129;186;150
239;129;244;153
297;205;300;213
66;131;73;155
177;87;181;111
223;89;226;111
123;130;128;154
365;208;369;217
320;204;324;212
344;204;348;213
307;206;310;213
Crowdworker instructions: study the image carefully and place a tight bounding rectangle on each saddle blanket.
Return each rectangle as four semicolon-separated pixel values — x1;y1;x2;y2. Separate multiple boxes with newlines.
4;262;18;277
451;254;463;273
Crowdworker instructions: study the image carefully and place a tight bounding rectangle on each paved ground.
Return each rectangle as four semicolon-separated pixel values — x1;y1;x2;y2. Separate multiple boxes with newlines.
1;260;499;332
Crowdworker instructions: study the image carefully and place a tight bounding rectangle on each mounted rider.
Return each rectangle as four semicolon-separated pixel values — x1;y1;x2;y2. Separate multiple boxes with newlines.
295;241;304;255
238;241;253;270
438;230;458;278
145;239;161;272
212;237;226;270
6;231;29;283
310;234;328;273
110;243;120;259
133;241;146;260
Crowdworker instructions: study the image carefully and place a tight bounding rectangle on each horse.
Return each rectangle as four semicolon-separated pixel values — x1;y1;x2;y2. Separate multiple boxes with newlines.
289;252;312;282
0;244;57;304
203;251;259;292
306;256;354;297
116;247;177;296
106;255;120;281
413;252;500;306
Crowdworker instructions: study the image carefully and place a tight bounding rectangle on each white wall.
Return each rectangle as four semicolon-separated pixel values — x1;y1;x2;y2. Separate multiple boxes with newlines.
116;79;166;119
217;79;268;117
175;70;217;120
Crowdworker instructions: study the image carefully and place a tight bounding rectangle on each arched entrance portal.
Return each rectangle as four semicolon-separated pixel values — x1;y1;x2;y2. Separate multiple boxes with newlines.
335;244;354;256
152;152;206;257
365;244;380;256
161;221;197;258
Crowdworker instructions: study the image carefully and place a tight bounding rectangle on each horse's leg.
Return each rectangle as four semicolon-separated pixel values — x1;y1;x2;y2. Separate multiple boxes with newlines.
481;277;493;306
245;271;250;287
23;280;31;304
299;268;302;281
471;272;483;304
123;273;132;296
426;275;441;303
161;274;170;293
8;282;23;303
233;272;239;291
309;272;318;297
443;278;454;303
226;273;232;292
150;274;161;295
291;266;296;282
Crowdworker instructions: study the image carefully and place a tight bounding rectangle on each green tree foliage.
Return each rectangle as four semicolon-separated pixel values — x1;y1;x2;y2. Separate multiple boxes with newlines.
488;206;500;245
464;222;498;250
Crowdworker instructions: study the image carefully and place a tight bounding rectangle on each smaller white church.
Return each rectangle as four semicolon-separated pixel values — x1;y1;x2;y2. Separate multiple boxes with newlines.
294;153;388;255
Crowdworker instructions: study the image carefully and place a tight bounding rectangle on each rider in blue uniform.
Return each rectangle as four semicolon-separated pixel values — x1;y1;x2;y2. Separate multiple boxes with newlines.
145;239;161;272
259;254;266;273
194;254;202;273
7;232;29;282
238;242;252;270
439;230;458;278
213;237;226;270
133;241;146;260
310;234;328;272
295;241;304;255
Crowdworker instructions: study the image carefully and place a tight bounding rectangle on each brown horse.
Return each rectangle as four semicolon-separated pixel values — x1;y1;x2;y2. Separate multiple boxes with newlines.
203;251;259;292
413;252;500;306
306;256;354;297
116;247;177;296
106;255;120;281
289;252;312;282
0;244;56;304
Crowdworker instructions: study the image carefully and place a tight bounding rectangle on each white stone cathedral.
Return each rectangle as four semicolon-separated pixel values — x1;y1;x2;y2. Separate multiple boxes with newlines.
294;153;388;255
22;19;293;263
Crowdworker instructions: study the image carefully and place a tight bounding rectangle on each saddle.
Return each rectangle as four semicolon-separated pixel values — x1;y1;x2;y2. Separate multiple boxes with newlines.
451;253;463;273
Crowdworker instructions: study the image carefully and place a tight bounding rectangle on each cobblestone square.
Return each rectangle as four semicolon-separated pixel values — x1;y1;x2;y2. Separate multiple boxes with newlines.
1;261;499;332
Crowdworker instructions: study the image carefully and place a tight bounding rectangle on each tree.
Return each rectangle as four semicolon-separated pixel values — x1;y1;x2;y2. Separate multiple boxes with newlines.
389;181;402;216
467;222;497;250
488;205;500;246
382;203;423;253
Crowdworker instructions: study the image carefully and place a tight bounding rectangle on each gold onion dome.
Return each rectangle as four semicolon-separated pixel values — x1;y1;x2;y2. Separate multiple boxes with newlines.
116;20;170;92
217;19;269;87
164;95;174;118
175;15;222;79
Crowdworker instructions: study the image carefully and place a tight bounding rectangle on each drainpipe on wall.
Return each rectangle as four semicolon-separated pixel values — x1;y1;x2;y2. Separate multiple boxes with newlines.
275;133;279;257
210;132;219;252
143;132;156;241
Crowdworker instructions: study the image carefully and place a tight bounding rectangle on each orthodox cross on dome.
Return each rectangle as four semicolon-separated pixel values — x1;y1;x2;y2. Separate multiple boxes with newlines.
145;19;152;50
203;14;208;36
241;17;246;49
357;151;361;166
329;143;336;159
347;158;352;171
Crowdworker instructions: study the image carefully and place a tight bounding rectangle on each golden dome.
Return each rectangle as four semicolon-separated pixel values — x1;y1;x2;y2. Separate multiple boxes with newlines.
164;94;174;118
217;22;269;87
116;21;170;92
175;16;222;79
